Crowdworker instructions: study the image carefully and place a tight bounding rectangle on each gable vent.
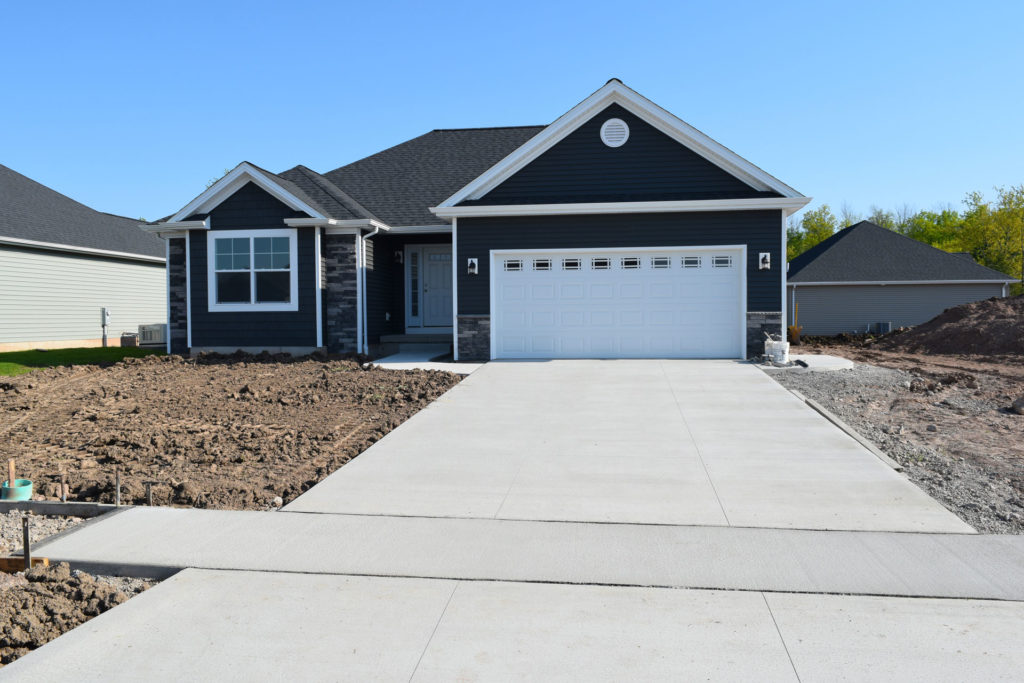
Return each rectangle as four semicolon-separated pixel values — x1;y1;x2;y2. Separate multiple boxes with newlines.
600;118;629;147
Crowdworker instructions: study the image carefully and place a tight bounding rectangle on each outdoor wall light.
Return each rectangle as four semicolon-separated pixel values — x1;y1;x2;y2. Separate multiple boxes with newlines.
467;257;478;275
759;252;771;270
394;250;403;264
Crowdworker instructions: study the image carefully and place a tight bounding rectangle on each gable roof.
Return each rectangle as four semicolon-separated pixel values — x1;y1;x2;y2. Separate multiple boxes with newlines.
787;221;1015;284
324;126;544;226
0;163;164;260
435;79;806;211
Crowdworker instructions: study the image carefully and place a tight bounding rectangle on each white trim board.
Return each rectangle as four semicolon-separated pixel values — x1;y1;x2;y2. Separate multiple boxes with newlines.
0;235;166;264
437;80;806;209
170;162;326;223
433;197;810;219
787;279;1016;287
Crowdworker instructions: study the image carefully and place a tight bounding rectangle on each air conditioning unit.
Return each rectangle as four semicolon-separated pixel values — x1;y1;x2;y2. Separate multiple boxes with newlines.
138;324;167;347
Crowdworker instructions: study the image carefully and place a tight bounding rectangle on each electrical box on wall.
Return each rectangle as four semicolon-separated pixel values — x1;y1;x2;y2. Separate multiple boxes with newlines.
467;257;478;275
759;253;771;270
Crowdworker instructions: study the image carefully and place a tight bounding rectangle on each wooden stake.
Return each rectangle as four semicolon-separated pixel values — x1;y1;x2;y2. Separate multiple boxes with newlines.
22;515;31;571
7;459;14;487
146;482;153;506
114;467;121;506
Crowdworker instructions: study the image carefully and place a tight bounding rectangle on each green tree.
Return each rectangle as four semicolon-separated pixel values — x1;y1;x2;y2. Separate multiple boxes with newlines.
903;208;963;249
960;186;1024;293
867;205;896;230
787;204;838;260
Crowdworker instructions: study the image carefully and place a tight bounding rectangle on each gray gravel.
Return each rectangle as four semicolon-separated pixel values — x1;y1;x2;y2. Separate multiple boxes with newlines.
0;511;83;555
772;364;1024;534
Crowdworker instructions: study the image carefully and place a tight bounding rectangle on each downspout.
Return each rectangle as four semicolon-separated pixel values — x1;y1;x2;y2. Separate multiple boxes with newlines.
361;226;380;354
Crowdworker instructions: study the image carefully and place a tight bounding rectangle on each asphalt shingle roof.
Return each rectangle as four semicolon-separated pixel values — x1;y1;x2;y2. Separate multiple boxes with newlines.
323;126;545;226
0;163;164;259
787;221;1013;283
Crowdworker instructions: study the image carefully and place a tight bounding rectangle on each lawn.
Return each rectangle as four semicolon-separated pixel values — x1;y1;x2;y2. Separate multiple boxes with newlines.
0;347;164;376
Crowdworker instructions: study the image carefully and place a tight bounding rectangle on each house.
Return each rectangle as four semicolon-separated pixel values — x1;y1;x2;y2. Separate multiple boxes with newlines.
144;80;810;360
0;164;166;352
787;220;1015;336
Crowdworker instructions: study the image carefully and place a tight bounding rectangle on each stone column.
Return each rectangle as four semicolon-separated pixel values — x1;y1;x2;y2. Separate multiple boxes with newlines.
167;238;188;355
457;315;490;361
746;311;782;359
323;233;358;354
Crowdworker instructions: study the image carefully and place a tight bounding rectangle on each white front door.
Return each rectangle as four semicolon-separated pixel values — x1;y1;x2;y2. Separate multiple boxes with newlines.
407;245;452;330
491;246;745;359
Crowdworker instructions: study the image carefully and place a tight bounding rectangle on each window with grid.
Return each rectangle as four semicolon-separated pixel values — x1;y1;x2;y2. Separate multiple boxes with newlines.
209;230;297;310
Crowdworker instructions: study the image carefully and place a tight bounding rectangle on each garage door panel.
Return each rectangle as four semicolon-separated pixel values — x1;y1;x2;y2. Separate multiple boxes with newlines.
493;248;743;359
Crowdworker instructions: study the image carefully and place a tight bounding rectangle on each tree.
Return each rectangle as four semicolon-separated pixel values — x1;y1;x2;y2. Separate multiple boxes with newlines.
902;208;962;250
788;204;837;261
839;202;862;227
867;205;896;230
960;186;1024;293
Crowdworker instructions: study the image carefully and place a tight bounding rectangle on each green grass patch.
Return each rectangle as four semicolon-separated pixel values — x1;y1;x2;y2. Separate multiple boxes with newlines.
0;347;164;376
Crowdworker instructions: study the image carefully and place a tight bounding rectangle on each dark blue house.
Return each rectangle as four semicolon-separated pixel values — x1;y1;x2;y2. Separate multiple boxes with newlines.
145;80;809;360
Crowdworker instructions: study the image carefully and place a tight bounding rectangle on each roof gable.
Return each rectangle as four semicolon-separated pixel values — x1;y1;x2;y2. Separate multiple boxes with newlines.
464;102;775;206
436;79;804;209
170;162;327;223
0;163;164;259
788;221;1015;283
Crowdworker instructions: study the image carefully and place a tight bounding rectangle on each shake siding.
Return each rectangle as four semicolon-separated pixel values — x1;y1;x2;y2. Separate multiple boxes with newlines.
0;245;165;343
790;283;1006;335
456;211;783;315
188;182;318;348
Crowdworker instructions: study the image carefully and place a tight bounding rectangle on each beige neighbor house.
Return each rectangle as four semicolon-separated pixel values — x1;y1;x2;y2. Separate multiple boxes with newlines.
0;164;165;351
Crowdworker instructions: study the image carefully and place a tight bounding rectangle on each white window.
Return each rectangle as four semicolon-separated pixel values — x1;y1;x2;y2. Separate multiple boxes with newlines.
712;255;733;268
683;256;702;269
533;258;552;271
591;257;611;270
207;229;299;312
504;259;523;272
562;258;582;270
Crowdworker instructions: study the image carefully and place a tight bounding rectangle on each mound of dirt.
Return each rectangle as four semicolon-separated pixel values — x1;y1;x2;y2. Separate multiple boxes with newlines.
876;294;1024;356
0;563;148;665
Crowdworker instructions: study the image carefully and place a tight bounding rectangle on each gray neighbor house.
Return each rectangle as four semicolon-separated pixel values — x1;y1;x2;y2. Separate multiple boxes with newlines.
0;164;166;351
144;79;810;360
787;221;1015;336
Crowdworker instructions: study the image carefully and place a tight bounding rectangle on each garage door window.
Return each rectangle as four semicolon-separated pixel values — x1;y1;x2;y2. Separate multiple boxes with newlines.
591;257;611;270
562;258;581;270
651;256;671;269
683;256;701;268
620;257;641;269
712;255;733;268
504;259;523;272
533;259;552;271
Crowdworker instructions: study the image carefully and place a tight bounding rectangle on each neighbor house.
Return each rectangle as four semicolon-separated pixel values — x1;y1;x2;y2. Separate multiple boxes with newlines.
144;80;810;360
0;164;166;351
787;220;1015;336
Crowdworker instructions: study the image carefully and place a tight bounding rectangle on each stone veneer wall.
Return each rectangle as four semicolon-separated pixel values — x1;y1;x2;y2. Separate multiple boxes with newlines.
746;311;782;359
168;238;188;354
323;233;358;353
457;315;490;361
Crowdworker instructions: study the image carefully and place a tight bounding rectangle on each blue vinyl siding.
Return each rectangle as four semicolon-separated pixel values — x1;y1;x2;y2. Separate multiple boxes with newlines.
188;182;318;348
456;211;783;315
464;103;776;206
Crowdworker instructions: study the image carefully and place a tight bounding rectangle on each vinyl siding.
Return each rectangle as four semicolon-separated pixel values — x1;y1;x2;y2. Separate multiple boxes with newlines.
457;211;782;315
790;283;1006;336
188;182;318;348
0;245;165;343
365;234;453;341
465;103;774;205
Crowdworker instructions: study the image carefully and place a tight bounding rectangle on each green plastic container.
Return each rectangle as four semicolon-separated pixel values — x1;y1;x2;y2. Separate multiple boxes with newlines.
1;479;32;501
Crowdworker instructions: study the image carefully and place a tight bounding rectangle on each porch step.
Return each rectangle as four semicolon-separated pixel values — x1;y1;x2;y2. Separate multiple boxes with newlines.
379;334;452;344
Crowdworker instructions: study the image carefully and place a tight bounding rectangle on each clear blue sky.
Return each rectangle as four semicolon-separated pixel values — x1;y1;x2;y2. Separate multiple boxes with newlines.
2;0;1021;222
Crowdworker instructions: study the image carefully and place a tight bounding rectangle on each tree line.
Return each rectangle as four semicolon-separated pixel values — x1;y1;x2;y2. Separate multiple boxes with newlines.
787;185;1024;293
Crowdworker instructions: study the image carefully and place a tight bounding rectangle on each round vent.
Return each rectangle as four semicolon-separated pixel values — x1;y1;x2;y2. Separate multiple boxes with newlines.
600;118;629;147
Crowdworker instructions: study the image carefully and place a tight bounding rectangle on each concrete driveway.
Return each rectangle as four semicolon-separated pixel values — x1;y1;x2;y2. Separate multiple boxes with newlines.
287;360;970;533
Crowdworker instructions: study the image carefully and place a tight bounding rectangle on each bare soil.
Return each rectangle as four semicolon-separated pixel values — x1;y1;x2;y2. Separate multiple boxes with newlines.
776;345;1024;533
0;353;462;510
875;294;1024;356
0;562;151;666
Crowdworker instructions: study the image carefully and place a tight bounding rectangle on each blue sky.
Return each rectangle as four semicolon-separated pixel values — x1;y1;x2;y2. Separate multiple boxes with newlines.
2;0;1021;222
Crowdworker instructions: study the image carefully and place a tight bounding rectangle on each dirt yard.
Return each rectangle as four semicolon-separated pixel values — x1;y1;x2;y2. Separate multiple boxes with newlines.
774;346;1024;533
0;353;462;510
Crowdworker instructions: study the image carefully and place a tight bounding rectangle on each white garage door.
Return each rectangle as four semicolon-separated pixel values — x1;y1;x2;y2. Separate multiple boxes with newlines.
491;247;744;359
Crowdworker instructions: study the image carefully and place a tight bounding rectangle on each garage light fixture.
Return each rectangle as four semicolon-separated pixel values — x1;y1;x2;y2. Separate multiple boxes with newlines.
759;252;771;270
467;257;478;275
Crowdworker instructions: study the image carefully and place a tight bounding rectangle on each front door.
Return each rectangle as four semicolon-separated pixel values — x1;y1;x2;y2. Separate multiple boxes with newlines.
422;246;452;327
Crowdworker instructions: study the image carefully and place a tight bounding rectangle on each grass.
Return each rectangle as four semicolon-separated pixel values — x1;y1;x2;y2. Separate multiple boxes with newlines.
0;347;164;376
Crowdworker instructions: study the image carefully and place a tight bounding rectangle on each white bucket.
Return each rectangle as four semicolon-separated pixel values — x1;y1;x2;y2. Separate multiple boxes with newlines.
771;341;790;364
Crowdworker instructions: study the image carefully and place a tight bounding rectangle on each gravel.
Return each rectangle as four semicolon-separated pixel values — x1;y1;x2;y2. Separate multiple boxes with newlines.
0;511;83;555
772;363;1024;534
